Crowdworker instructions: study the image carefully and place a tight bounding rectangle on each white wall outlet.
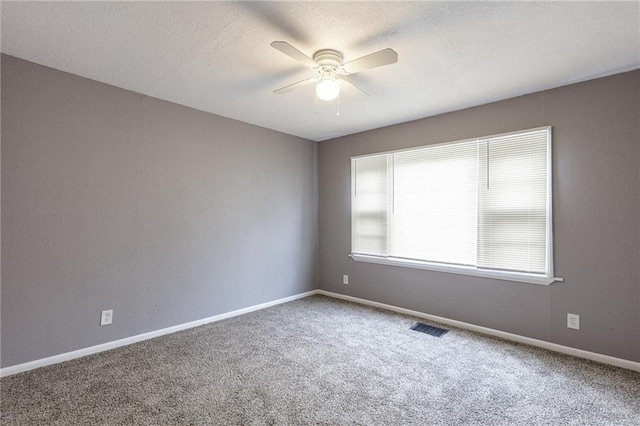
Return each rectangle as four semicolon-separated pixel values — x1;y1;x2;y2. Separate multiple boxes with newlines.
567;313;580;330
343;274;349;285
100;309;113;326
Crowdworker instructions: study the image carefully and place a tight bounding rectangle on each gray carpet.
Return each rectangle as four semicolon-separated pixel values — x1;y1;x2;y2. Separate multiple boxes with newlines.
1;295;639;425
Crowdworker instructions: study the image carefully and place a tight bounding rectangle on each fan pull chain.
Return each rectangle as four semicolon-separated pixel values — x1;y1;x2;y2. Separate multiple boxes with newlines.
336;92;340;116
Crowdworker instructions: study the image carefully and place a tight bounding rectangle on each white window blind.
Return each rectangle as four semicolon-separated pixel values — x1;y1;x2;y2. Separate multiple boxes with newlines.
351;127;558;285
351;155;391;256
391;141;478;266
477;131;549;274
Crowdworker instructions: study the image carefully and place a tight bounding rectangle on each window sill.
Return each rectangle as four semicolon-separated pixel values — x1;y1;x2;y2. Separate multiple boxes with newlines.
349;254;563;286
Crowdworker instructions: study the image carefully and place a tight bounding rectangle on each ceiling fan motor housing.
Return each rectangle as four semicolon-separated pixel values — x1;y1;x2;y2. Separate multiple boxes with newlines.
313;49;343;69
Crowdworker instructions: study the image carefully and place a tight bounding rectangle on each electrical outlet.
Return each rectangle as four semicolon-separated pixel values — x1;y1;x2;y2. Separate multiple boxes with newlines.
567;313;580;330
343;274;349;285
100;309;113;326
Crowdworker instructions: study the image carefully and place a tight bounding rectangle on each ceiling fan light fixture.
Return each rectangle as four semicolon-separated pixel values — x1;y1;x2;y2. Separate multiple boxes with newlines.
316;78;340;101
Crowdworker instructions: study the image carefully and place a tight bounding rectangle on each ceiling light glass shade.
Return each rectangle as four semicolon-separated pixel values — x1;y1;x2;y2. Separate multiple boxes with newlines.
316;79;340;101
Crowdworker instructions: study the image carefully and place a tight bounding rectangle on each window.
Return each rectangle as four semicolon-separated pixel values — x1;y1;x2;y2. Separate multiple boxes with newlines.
351;127;561;285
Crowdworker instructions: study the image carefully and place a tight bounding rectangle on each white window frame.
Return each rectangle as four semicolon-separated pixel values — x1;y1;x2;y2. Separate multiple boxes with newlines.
350;127;563;286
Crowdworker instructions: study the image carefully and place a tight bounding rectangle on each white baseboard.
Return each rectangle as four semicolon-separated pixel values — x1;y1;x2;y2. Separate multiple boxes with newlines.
317;290;640;373
3;289;638;377
0;290;317;378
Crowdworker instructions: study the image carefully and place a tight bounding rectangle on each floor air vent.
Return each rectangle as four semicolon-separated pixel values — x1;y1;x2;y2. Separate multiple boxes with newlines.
410;322;449;337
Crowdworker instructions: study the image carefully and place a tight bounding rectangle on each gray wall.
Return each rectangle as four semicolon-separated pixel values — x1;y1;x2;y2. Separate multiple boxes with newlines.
318;70;640;362
1;55;317;368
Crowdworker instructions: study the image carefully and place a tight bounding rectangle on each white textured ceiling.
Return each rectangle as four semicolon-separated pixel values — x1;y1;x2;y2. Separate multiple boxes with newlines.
1;1;639;141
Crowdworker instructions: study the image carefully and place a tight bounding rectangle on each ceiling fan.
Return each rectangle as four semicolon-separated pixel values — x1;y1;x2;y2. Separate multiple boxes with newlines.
271;41;398;101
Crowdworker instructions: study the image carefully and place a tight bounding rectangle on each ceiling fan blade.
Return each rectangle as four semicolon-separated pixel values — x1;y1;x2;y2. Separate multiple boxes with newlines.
339;78;369;99
341;48;398;74
273;77;317;94
271;41;317;68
